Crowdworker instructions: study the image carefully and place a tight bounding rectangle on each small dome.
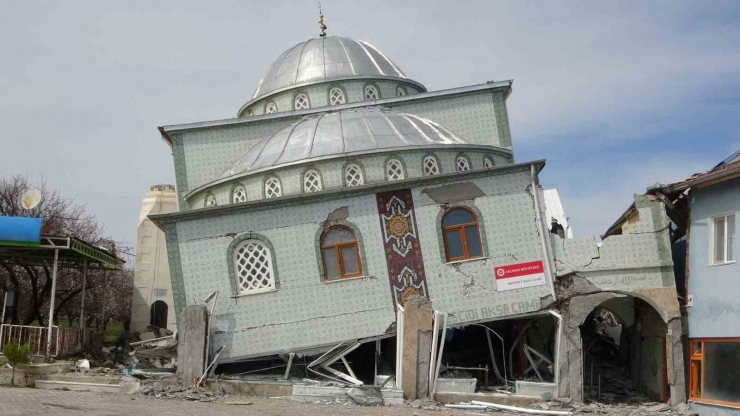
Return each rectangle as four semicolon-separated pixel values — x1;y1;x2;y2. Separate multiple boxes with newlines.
251;36;424;101
220;108;467;178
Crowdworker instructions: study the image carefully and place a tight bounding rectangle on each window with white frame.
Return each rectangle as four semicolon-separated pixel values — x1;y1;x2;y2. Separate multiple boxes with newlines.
364;84;379;101
265;102;277;114
386;158;404;181
396;86;407;97
233;239;275;295
232;185;247;203
483;156;495;168
345;164;364;187
264;177;282;198
329;87;346;105
456;156;470;172
303;169;322;193
294;93;309;110
205;194;217;207
423;155;440;176
712;213;735;264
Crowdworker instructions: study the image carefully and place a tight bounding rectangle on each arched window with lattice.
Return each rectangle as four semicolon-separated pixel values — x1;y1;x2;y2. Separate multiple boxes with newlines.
456;155;471;172
483;156;495;168
423;155;440;176
232;185;247;203
364;84;379;101
264;177;282;198
320;226;363;281
294;93;310;110
329;87;346;106
303;169;322;193
265;102;278;114
232;239;276;295
344;163;364;187
396;85;407;97
386;158;405;181
205;194;217;207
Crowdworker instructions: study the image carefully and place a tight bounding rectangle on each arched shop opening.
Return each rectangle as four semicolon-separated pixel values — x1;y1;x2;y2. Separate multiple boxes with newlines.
581;296;669;403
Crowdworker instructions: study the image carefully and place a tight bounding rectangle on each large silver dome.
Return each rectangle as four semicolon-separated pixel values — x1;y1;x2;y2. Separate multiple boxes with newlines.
220;108;467;178
251;36;423;101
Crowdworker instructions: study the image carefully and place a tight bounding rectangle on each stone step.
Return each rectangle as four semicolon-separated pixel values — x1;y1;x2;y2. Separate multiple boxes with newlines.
35;379;122;393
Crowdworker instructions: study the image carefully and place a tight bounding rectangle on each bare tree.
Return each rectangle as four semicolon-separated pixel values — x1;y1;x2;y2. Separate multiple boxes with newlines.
0;175;133;328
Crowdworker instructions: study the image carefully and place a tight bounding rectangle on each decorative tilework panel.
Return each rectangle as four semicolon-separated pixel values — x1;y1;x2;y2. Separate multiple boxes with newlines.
375;189;429;310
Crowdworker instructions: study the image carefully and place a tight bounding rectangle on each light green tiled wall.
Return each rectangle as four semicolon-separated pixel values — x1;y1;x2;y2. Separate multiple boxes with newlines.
391;92;502;149
172;169;555;360
179;117;298;193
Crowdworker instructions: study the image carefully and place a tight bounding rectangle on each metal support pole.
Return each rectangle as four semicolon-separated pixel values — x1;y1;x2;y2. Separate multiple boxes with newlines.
283;352;295;380
79;261;88;330
374;339;380;385
100;270;108;330
1;291;8;325
46;249;59;360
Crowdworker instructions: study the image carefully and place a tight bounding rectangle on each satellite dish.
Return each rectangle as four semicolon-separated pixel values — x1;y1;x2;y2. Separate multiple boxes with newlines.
20;189;41;210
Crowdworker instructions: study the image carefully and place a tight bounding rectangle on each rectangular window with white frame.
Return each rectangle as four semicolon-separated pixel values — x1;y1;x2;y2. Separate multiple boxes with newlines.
711;213;735;265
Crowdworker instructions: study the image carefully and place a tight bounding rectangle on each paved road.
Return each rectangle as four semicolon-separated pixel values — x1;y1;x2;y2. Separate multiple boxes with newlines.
0;388;484;416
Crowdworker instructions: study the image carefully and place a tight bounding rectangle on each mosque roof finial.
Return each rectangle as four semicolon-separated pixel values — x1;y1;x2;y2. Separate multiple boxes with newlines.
318;3;327;37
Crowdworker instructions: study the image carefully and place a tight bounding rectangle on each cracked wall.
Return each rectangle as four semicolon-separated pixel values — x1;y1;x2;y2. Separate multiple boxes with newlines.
551;195;686;404
164;164;554;362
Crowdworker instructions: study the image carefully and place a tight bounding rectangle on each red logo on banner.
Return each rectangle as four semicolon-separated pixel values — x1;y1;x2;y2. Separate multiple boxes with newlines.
494;260;544;280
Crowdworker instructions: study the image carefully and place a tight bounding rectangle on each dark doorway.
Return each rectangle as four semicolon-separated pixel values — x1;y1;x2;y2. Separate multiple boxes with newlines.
150;300;168;328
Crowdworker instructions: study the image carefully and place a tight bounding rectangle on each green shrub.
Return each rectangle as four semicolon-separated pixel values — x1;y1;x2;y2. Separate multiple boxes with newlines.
2;338;30;386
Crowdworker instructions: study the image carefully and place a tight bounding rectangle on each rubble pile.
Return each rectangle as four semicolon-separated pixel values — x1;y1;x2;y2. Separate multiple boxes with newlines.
535;399;697;415
137;382;223;402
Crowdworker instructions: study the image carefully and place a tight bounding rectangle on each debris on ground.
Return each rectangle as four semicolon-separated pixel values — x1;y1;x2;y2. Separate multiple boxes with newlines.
446;398;698;415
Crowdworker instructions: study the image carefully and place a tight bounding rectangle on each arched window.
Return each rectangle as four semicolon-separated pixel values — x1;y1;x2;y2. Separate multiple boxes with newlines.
247;110;254;117
265;102;278;114
442;208;483;262
233;239;276;295
386;158;404;181
396;86;407;97
205;194;217;207
265;177;282;198
303;169;322;193
456;155;470;172
364;84;379;101
294;93;310;110
329;87;346;105
232;185;247;203
423;155;440;176
320;226;362;281
150;300;168;328
345;163;364;187
483;156;495;168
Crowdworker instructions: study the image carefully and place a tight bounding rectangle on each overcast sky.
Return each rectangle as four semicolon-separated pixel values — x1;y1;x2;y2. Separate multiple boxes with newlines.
1;1;739;246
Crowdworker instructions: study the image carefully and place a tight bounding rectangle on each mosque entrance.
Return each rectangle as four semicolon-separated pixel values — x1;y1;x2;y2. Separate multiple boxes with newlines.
581;296;669;403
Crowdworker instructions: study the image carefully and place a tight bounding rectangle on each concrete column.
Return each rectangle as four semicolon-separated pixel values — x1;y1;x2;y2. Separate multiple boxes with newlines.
667;318;687;405
177;304;208;383
401;296;433;400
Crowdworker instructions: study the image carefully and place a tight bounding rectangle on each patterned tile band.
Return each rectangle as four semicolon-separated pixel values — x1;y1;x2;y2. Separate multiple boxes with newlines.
376;189;429;311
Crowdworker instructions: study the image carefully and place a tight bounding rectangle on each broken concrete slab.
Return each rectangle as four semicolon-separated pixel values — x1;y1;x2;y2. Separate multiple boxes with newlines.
421;182;485;205
346;387;384;406
435;378;476;393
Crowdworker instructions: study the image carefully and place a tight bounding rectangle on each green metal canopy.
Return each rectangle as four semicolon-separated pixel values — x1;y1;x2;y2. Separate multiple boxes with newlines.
0;235;124;270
